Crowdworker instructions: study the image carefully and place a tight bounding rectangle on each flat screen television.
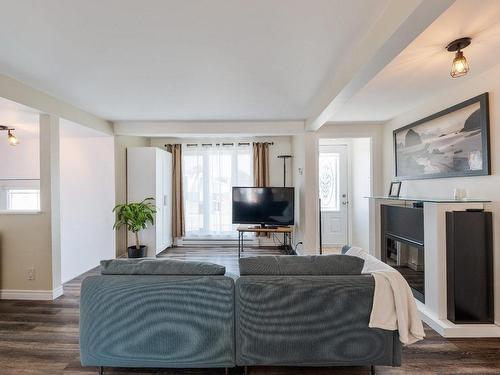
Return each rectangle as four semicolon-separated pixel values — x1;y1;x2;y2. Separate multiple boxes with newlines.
232;187;294;226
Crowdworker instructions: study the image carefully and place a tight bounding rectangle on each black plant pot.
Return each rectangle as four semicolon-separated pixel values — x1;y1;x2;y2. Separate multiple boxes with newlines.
128;245;147;258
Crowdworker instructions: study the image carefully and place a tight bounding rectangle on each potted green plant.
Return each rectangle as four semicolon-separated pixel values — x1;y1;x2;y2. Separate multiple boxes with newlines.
113;197;157;258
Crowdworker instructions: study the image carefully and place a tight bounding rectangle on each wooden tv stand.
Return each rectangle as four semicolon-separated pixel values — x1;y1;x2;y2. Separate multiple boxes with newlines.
236;225;293;258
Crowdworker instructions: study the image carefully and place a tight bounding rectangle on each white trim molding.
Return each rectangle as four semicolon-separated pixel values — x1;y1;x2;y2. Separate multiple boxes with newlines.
114;120;305;137
0;286;63;301
417;301;500;338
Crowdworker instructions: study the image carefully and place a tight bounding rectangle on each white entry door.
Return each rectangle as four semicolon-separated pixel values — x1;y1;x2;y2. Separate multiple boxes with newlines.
319;144;348;246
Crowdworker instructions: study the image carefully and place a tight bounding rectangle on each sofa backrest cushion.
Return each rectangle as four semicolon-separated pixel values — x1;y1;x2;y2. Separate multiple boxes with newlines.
100;258;226;275
239;255;364;276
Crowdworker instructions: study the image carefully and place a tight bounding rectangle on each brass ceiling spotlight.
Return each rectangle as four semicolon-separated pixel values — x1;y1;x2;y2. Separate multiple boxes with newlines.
446;37;471;78
0;125;19;146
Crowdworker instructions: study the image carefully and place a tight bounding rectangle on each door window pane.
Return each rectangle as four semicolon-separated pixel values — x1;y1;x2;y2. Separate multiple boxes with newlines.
319;153;339;211
183;153;204;234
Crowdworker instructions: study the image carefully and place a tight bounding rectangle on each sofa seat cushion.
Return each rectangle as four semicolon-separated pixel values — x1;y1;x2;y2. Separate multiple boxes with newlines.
100;258;226;275
239;255;364;276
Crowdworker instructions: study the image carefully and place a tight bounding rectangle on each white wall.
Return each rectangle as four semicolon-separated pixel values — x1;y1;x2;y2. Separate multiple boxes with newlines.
114;135;151;256
381;63;500;324
292;135;305;252
0;137;39;179
292;132;319;254
60;132;116;283
351;138;371;250
265;136;293;187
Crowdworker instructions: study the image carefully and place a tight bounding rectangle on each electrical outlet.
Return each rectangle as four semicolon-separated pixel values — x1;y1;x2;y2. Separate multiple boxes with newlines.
27;267;35;281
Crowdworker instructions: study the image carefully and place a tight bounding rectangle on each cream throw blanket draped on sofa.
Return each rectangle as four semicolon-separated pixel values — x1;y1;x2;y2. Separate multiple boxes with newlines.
346;247;425;345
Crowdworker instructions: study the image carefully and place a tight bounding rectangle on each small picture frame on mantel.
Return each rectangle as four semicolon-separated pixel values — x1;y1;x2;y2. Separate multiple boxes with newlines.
389;181;402;198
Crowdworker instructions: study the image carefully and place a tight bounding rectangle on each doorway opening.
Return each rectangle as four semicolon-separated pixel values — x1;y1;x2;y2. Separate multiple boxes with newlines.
318;138;372;254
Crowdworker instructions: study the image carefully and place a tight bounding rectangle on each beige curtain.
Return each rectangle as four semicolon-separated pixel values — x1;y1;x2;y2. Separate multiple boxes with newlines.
253;142;270;237
166;144;185;239
253;142;270;187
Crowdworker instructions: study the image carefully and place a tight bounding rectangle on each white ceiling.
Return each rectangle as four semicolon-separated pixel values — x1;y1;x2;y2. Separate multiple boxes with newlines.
329;0;500;122
0;0;390;121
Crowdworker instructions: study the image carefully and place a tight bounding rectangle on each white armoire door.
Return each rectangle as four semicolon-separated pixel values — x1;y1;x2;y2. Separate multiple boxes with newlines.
155;149;164;253
128;147;172;256
163;152;173;248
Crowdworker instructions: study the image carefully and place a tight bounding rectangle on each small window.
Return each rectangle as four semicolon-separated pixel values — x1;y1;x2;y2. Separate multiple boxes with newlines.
7;189;40;211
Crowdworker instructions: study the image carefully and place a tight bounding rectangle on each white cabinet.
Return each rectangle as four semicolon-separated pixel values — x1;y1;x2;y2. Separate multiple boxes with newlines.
127;147;173;256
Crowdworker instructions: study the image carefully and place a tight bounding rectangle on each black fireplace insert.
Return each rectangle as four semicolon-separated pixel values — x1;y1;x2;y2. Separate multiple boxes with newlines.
381;204;425;303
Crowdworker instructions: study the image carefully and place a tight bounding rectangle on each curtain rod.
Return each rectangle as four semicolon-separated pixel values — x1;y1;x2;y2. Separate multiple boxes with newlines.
175;142;274;148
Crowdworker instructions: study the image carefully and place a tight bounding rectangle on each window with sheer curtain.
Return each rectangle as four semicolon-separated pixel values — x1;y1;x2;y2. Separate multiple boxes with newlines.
182;143;253;238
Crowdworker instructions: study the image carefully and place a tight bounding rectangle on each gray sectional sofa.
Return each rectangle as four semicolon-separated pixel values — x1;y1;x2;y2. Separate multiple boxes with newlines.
80;256;401;373
80;259;235;370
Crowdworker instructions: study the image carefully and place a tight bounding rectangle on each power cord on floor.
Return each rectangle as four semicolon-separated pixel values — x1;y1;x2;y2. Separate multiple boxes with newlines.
293;241;303;254
271;233;303;255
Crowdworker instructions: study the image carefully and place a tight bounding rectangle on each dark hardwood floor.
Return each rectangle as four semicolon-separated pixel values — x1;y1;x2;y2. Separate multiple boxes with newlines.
1;246;500;374
156;245;284;274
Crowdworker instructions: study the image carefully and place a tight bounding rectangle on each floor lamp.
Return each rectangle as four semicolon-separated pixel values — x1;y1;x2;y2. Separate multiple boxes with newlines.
277;155;292;187
277;154;292;252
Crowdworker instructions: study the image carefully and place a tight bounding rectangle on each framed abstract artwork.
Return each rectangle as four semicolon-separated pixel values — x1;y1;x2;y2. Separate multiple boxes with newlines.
394;93;490;180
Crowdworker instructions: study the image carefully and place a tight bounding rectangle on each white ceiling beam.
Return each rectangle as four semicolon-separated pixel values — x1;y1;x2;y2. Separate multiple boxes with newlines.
306;0;454;132
0;74;113;135
114;121;305;137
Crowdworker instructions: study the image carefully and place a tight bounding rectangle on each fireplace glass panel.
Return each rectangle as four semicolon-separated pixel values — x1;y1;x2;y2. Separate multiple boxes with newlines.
385;238;425;302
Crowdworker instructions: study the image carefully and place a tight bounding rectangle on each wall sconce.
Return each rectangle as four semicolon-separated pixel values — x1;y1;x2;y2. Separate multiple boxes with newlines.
446;37;471;78
0;125;19;146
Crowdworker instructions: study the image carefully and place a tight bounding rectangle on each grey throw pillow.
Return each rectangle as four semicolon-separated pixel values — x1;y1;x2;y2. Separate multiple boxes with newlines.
100;258;226;275
239;254;364;276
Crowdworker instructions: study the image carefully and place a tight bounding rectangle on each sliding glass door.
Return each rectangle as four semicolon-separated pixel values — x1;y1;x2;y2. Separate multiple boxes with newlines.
183;143;252;238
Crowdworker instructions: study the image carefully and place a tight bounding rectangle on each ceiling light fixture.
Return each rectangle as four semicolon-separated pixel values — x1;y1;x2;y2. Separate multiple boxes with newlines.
446;37;471;78
0;125;19;146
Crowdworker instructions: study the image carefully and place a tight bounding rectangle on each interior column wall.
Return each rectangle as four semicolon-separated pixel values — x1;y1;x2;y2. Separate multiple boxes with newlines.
350;138;371;250
60;129;116;283
292;132;319;254
0;114;60;298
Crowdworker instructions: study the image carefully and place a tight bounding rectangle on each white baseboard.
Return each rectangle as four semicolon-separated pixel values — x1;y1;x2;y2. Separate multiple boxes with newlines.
0;286;64;301
52;286;64;299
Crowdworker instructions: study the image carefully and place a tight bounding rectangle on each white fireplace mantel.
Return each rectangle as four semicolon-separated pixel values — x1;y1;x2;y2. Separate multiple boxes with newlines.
368;196;500;338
